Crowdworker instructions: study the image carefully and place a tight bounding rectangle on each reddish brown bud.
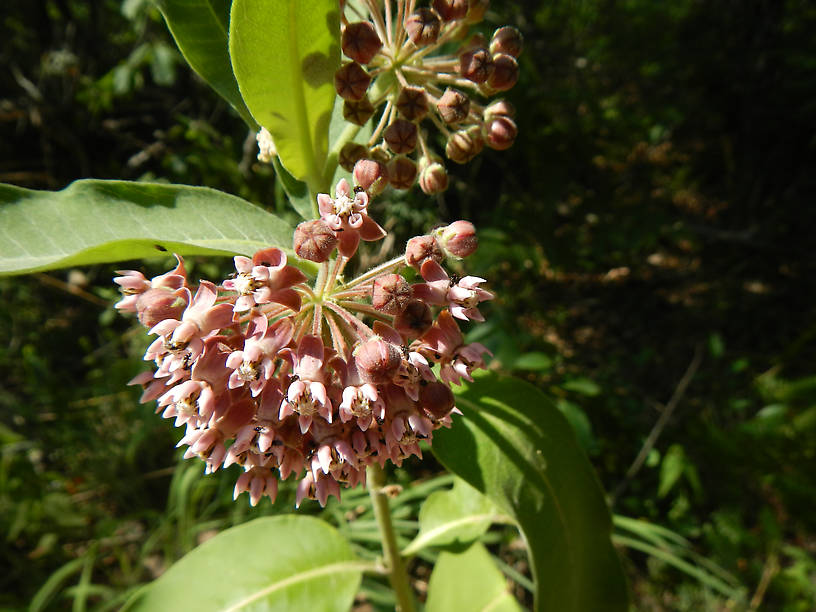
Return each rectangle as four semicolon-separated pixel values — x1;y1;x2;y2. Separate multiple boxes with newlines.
490;26;523;57
383;119;418;154
339;142;368;172
387;156;418;190
342;21;382;64
437;88;470;124
419;381;456;418
487;53;518;91
418;160;449;195
355;338;401;384
433;0;468;21
445;127;483;164
484;115;517;150
394;299;433;338
353;159;389;196
465;0;489;23
438;220;478;257
405;235;444;269
459;48;493;83
405;8;441;46
137;288;188;329
334;62;371;101
343;97;375;126
396;86;429;121
294;219;338;262
372;274;412;314
484;98;516;120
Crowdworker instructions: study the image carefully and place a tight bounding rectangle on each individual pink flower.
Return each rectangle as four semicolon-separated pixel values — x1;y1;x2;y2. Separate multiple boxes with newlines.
223;247;306;312
234;466;279;506
336;354;385;430
372;322;435;400
279;335;334;433
417;310;492;384
413;259;493;321
226;315;294;396
318;178;386;257
296;470;342;507
156;379;217;428
113;254;187;312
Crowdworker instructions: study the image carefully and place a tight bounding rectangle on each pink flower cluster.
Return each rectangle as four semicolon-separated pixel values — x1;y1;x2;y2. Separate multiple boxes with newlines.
115;180;492;507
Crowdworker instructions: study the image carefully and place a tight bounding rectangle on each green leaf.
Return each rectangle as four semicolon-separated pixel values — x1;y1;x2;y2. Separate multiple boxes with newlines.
432;373;629;612
0;180;294;275
272;157;314;221
230;0;340;191
403;477;504;556
560;377;602;397
123;515;368;611
425;542;523;612
156;0;257;128
657;443;686;498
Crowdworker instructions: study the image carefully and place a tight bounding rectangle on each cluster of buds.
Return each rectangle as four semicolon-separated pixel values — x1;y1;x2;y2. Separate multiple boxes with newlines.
115;179;492;507
331;0;521;195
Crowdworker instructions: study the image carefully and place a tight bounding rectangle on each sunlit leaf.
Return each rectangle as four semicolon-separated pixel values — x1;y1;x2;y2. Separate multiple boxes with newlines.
122;516;367;611
0;180;294;275
230;0;340;190
433;373;629;612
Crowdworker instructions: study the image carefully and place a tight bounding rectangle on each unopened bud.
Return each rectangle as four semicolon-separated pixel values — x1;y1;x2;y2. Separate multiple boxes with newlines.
432;0;468;21
465;0;489;23
405;8;441;45
405;235;444;269
419;381;456;418
343;97;375;126
136;288;188;329
484;116;517;150
437;88;470;124
355;338;401;384
353;159;389;196
484;98;515;120
418;160;449;195
437;220;478;258
459;48;493;83
396;86;429;121
334;62;371;101
294;219;338;262
387;156;418;190
342;21;383;64
384;119;418;154
339;142;368;172
394;299;433;338
486;53;518;91
445;128;482;164
372;274;412;314
490;26;523;57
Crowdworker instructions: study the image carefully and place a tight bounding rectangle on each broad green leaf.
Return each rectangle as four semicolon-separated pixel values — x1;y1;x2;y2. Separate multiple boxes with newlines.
272;157;314;221
432;373;629;612
156;0;257;128
658;443;686;498
402;477;504;556
425;542;523;612
123;515;368;611
0;180;294;275
230;0;340;190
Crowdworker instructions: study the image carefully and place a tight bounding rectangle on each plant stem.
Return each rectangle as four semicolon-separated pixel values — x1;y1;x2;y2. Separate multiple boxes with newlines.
367;463;416;612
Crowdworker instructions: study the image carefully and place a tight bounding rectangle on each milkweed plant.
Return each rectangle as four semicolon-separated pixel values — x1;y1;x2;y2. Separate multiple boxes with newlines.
0;1;628;610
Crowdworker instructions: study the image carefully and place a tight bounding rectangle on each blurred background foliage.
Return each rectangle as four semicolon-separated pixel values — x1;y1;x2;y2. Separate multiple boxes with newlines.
2;0;816;609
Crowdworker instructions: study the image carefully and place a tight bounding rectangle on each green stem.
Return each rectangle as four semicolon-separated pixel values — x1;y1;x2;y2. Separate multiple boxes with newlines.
367;463;416;612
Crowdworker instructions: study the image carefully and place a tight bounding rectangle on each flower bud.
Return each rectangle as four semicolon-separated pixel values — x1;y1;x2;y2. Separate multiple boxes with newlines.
397;86;429;121
432;0;468;21
490;26;523;57
339;142;368;172
437;220;478;258
384;118;418;154
334;62;371;101
436;88;470;124
342;21;383;64
405;234;444;269
372;274;412;314
405;8;441;45
484;115;517;150
355;338;401;384
394;299;433;338
487;53;518;91
387;156;418;190
459;47;493;83
343;97;375;126
419;381;455;419
465;0;489;23
484;98;515;120
136;288;188;329
294;219;338;262
445;128;483;164
418;160;449;195
353;159;389;196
